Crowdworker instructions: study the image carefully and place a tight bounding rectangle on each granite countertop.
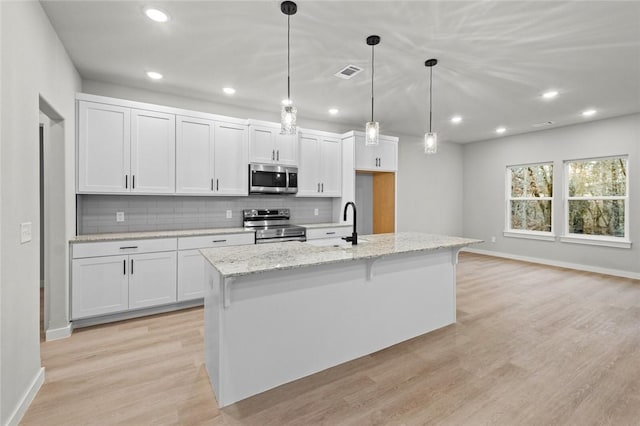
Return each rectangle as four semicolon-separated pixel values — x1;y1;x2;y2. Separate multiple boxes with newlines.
300;223;351;229
70;227;254;243
201;232;482;278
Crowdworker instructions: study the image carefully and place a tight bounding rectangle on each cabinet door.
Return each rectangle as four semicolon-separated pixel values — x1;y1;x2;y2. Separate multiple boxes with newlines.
249;125;277;164
72;256;129;319
214;122;248;195
176;116;215;193
319;137;342;196
297;133;320;196
177;249;206;301
354;135;379;171
275;133;298;166
377;139;397;172
128;251;177;309
77;101;131;193
131;109;176;193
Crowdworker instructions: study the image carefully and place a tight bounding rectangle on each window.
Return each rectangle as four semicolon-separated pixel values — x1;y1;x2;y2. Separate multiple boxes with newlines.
564;156;629;248
505;163;554;239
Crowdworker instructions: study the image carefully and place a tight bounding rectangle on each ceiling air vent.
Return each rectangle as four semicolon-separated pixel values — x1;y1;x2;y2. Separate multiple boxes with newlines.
532;121;555;128
334;65;363;79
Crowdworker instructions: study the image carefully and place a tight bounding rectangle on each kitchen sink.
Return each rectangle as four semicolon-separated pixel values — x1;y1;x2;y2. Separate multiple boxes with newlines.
305;238;367;248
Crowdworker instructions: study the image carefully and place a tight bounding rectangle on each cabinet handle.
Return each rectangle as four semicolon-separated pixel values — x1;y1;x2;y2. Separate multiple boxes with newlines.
277;150;280;161
131;259;134;275
123;259;126;275
272;150;275;161
213;239;227;243
326;232;336;235
132;175;136;189
119;246;138;250
317;183;320;192
321;183;324;192
125;175;128;189
216;179;219;191
211;178;214;191
379;157;382;167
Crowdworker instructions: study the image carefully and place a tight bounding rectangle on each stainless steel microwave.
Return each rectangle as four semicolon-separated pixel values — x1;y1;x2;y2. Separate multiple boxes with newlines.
249;163;298;194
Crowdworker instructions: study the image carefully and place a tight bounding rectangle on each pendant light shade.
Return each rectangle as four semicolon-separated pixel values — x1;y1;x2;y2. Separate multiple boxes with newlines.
424;58;438;154
365;35;381;146
280;1;297;135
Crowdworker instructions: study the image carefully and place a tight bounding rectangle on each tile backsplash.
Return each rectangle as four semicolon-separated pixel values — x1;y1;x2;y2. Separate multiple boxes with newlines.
77;195;335;235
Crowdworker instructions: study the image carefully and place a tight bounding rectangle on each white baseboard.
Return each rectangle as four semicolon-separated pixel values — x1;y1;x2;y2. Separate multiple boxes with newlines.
6;367;45;426
462;247;640;280
45;323;72;341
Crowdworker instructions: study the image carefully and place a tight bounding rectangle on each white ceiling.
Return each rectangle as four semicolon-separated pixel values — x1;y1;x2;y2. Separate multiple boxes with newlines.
41;0;640;144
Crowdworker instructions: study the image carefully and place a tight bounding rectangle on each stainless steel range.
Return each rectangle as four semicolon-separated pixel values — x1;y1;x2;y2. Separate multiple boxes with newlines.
243;208;306;244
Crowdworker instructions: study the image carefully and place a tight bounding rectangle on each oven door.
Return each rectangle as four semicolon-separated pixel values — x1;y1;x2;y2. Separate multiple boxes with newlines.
249;163;296;194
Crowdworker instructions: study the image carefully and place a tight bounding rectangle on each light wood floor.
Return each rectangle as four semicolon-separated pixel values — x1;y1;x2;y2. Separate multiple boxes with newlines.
22;253;640;425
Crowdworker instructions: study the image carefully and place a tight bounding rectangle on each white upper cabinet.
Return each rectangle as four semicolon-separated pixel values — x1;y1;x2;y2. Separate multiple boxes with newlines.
297;129;342;197
176;115;248;196
354;133;398;172
131;109;176;193
77;101;131;193
77;99;176;194
248;120;297;166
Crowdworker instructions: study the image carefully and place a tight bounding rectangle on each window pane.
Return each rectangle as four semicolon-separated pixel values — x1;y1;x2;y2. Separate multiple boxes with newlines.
510;200;552;232
568;199;625;237
568;158;627;197
510;164;553;197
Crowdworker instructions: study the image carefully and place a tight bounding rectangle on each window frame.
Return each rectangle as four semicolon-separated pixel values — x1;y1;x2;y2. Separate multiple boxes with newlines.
504;162;555;241
561;155;630;249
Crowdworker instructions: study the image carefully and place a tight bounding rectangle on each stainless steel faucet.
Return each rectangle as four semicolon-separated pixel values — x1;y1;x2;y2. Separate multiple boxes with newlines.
342;202;358;245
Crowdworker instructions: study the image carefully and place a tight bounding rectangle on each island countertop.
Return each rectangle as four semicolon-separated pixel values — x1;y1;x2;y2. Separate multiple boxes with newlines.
201;232;481;278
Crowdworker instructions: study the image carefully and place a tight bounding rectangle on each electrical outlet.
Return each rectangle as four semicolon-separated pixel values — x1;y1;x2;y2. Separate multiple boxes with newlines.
20;222;32;243
226;210;232;219
314;208;319;216
116;212;125;222
491;236;496;243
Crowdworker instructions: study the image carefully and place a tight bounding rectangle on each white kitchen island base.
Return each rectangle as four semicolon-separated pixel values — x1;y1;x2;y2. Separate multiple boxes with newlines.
202;236;475;408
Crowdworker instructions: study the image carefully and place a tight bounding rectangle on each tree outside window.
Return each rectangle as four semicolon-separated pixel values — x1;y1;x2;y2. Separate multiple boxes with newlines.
566;157;627;238
507;163;553;233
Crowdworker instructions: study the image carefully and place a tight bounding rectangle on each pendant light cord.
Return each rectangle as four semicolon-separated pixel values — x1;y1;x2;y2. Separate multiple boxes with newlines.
371;44;375;122
429;65;433;133
287;14;291;101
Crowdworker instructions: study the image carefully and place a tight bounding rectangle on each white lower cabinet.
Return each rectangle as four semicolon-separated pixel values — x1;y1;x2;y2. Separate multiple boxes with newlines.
128;251;177;309
71;238;177;320
305;226;352;240
177;233;255;301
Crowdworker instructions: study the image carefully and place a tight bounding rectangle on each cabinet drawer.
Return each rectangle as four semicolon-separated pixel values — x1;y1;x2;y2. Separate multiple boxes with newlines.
177;233;255;250
306;226;351;240
72;238;177;259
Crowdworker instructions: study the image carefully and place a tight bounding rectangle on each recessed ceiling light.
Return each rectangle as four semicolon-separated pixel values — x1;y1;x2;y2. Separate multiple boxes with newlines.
328;108;339;115
542;90;558;99
144;8;169;23
450;116;462;124
582;109;597;117
496;127;506;134
223;87;236;95
146;71;163;80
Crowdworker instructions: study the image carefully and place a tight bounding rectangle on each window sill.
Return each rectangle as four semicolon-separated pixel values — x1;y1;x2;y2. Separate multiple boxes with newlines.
560;235;631;249
503;231;555;242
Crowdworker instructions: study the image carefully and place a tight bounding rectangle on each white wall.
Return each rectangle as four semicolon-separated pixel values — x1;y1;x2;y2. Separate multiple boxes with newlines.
0;2;81;424
463;114;640;276
396;135;464;236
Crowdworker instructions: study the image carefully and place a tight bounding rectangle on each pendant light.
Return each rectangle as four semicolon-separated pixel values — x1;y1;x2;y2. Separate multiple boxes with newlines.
424;58;438;154
280;1;297;135
365;35;381;145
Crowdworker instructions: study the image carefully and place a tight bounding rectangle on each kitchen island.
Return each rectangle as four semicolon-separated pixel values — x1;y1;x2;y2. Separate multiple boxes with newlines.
201;232;481;407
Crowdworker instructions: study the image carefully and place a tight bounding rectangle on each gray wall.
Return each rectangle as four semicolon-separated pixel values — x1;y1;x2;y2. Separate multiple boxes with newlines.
77;195;334;234
355;173;373;234
463;113;640;275
396;134;464;236
1;2;81;424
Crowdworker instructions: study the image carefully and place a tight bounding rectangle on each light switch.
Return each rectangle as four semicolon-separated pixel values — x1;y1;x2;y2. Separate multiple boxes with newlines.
226;210;232;219
314;208;319;216
116;212;125;222
20;222;32;243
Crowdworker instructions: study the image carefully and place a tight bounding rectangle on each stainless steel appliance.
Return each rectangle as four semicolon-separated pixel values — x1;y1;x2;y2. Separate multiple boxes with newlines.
243;208;306;243
249;163;298;194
